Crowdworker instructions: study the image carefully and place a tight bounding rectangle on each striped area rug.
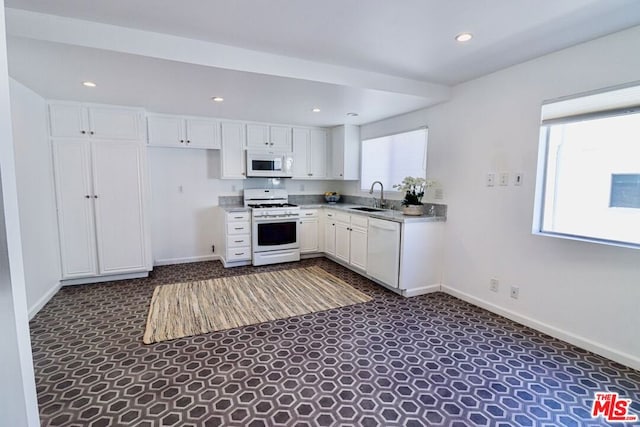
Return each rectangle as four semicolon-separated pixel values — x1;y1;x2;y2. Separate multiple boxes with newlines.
143;266;372;344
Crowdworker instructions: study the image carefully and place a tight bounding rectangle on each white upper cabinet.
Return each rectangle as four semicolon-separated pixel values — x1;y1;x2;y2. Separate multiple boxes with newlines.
147;114;220;149
292;127;327;179
247;123;292;151
220;121;246;179
186;118;221;149
49;102;143;140
330;124;360;180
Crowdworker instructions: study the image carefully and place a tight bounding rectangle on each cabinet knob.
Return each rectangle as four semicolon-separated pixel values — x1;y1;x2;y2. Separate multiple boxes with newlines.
81;130;86;135
85;195;90;198
180;139;184;144
264;142;269;145
186;140;191;144
94;195;99;199
308;173;312;176
270;142;274;146
90;131;94;135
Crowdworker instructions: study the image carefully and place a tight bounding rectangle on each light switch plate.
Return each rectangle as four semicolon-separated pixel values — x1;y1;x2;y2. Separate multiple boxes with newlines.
514;173;523;186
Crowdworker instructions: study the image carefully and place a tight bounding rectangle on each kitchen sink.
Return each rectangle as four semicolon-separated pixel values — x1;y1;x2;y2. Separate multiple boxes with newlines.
349;207;385;212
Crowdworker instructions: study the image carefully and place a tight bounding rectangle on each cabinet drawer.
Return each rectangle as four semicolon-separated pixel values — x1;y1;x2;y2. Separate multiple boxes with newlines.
227;247;251;261
301;209;318;218
351;215;368;228
226;211;250;222
227;234;250;248
334;212;351;224
227;222;251;234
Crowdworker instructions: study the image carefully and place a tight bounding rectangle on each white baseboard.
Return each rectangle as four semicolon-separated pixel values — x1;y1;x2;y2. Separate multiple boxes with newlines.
404;284;441;297
61;271;149;286
441;285;640;371
154;255;219;266
28;282;62;320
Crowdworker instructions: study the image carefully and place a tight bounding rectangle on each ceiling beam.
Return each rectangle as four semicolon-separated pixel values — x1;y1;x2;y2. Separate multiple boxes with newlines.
5;8;451;102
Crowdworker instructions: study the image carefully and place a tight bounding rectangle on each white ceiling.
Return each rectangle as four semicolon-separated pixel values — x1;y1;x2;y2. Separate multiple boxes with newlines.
5;0;640;126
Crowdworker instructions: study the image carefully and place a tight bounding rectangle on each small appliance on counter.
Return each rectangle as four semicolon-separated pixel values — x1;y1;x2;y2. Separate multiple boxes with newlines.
324;192;340;204
244;189;300;266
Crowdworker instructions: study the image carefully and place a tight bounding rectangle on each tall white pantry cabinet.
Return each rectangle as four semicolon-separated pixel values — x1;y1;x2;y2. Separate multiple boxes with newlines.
49;102;152;282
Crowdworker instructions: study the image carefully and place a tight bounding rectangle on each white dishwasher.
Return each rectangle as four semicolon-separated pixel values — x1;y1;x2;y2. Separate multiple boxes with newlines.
366;218;401;288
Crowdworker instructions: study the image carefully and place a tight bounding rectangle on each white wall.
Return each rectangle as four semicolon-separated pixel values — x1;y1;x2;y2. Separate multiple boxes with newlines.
0;3;40;425
358;25;640;368
147;148;242;264
9;78;61;317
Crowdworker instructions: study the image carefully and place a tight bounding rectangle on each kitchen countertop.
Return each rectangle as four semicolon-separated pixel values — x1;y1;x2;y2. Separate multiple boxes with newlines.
307;203;446;223
220;203;445;223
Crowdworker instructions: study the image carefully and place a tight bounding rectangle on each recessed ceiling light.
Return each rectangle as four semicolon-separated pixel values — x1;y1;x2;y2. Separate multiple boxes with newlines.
211;96;224;102
346;112;359;117
312;108;321;113
455;32;473;42
82;81;97;87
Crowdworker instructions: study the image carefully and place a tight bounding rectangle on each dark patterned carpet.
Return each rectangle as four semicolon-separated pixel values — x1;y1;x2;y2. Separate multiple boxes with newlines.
30;258;640;426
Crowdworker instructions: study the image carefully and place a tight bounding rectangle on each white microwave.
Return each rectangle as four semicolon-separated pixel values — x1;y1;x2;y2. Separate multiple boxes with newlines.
246;151;293;178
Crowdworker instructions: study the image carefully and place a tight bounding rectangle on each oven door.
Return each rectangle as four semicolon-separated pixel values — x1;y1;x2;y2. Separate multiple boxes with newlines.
252;217;300;252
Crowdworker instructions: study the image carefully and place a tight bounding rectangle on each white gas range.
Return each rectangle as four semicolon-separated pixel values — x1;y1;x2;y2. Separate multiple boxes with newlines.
244;189;301;266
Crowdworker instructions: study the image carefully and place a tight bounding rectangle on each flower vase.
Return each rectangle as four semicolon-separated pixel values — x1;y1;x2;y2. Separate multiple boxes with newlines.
402;205;424;216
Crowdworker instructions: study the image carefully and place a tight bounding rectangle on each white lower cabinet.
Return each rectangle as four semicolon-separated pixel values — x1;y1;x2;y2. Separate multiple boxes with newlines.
52;139;150;280
324;211;336;255
219;210;252;266
324;209;367;270
299;209;319;253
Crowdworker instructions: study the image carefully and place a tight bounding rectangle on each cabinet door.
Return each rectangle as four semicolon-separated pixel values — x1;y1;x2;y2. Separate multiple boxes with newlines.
51;140;98;278
300;218;319;253
147;115;184;147
49;103;87;138
292;128;310;178
334;222;350;263
331;128;345;179
186;118;220;149
324;222;336;256
309;129;327;178
270;126;292;151
246;124;270;149
89;106;142;140
221;122;246;179
91;141;148;274
349;226;368;270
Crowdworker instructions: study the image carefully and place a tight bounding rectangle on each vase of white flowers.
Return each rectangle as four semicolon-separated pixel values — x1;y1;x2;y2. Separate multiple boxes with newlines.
393;177;437;215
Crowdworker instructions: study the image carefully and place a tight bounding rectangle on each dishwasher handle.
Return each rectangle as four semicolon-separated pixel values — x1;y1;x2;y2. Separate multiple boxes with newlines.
369;219;398;231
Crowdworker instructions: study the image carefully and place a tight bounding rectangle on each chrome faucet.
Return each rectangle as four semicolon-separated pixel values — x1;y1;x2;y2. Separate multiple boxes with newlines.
369;181;385;208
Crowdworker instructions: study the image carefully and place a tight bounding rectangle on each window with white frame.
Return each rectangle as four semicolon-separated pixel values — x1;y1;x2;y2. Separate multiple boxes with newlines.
360;128;428;191
534;82;640;249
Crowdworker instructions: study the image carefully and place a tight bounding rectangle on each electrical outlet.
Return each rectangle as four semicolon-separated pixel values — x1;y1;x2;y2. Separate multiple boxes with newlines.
490;278;499;292
514;173;523;186
499;172;509;186
211;245;215;253
510;286;520;299
486;173;495;187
